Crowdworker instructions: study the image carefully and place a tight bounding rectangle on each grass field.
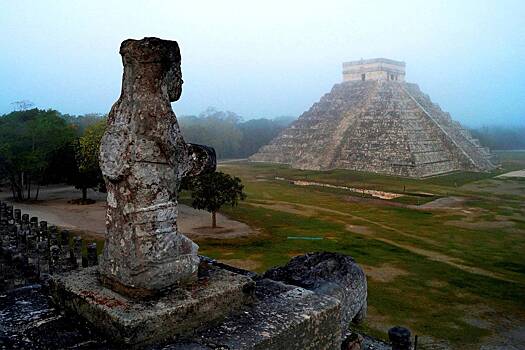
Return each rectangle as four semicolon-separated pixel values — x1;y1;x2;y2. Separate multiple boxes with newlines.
192;152;525;349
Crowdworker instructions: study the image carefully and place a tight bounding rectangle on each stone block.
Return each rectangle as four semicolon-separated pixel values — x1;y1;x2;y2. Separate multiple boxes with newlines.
166;278;342;350
49;264;255;347
263;252;368;332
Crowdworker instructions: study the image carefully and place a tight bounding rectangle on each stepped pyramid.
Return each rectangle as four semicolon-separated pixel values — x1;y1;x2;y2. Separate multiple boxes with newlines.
250;58;496;178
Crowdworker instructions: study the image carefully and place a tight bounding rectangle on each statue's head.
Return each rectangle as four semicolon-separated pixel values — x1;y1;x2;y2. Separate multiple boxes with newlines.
120;37;183;101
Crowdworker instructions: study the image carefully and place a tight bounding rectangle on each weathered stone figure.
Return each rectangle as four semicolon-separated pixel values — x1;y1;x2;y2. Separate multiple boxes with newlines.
99;37;215;295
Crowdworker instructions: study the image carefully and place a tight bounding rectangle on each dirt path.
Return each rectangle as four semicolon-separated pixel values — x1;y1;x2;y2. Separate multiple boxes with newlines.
274;177;404;199
248;199;516;283
0;185;256;240
497;169;525;178
418;196;467;210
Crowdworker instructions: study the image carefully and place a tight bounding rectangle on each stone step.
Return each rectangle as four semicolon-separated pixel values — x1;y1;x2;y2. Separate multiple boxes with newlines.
165;279;341;350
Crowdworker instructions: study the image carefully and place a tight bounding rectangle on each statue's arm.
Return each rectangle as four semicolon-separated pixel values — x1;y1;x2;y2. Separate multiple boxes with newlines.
163;120;216;179
99;126;131;182
182;143;216;177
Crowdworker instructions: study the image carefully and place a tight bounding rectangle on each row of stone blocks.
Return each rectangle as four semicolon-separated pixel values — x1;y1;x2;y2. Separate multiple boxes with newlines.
0;200;99;291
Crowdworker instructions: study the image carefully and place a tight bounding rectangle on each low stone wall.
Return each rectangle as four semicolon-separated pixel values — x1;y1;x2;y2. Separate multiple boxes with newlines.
0;200;99;291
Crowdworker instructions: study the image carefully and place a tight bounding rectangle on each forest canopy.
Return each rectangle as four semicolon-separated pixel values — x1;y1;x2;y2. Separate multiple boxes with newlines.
469;126;525;150
178;107;294;159
0;107;293;201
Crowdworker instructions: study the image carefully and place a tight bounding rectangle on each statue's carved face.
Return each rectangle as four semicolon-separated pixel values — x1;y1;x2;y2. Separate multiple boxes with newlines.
166;63;183;102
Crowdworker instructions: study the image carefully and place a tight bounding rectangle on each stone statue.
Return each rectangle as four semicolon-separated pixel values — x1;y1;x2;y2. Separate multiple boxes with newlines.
99;37;215;296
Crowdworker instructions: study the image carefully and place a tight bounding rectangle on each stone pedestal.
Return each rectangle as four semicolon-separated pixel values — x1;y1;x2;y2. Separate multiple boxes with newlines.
49;264;255;347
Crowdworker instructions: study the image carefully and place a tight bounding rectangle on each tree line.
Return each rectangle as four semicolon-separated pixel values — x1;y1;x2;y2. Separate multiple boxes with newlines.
2;106;521;201
0;108;106;201
0;107;290;203
0;107;249;228
179;107;294;159
469;125;525;150
180;111;525;154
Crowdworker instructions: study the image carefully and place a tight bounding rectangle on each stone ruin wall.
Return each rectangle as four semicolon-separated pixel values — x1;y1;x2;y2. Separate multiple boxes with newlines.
0;201;100;291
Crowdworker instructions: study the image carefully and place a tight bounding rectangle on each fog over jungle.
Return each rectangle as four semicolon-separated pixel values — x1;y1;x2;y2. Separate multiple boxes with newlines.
0;1;524;127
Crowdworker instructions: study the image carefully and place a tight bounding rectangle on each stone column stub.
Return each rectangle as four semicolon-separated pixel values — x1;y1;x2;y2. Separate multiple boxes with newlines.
98;37;216;297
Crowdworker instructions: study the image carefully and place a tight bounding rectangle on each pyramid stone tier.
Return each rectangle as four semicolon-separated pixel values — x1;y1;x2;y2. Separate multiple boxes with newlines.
250;80;497;178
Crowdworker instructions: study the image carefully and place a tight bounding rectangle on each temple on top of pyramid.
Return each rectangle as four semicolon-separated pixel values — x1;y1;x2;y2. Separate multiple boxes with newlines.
343;58;406;82
250;59;497;178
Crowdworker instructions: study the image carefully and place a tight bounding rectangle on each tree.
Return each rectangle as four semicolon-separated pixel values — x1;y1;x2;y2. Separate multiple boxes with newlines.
73;118;107;201
11;100;34;111
0;108;76;200
185;171;246;228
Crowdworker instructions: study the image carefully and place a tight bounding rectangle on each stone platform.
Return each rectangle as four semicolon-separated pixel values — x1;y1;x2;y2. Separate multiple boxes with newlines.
49;264;255;347
168;278;342;350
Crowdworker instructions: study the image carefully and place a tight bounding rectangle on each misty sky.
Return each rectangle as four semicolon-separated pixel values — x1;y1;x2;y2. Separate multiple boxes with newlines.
1;1;524;127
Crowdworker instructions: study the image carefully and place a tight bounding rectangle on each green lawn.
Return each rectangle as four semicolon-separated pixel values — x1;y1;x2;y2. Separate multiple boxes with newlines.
194;151;525;349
